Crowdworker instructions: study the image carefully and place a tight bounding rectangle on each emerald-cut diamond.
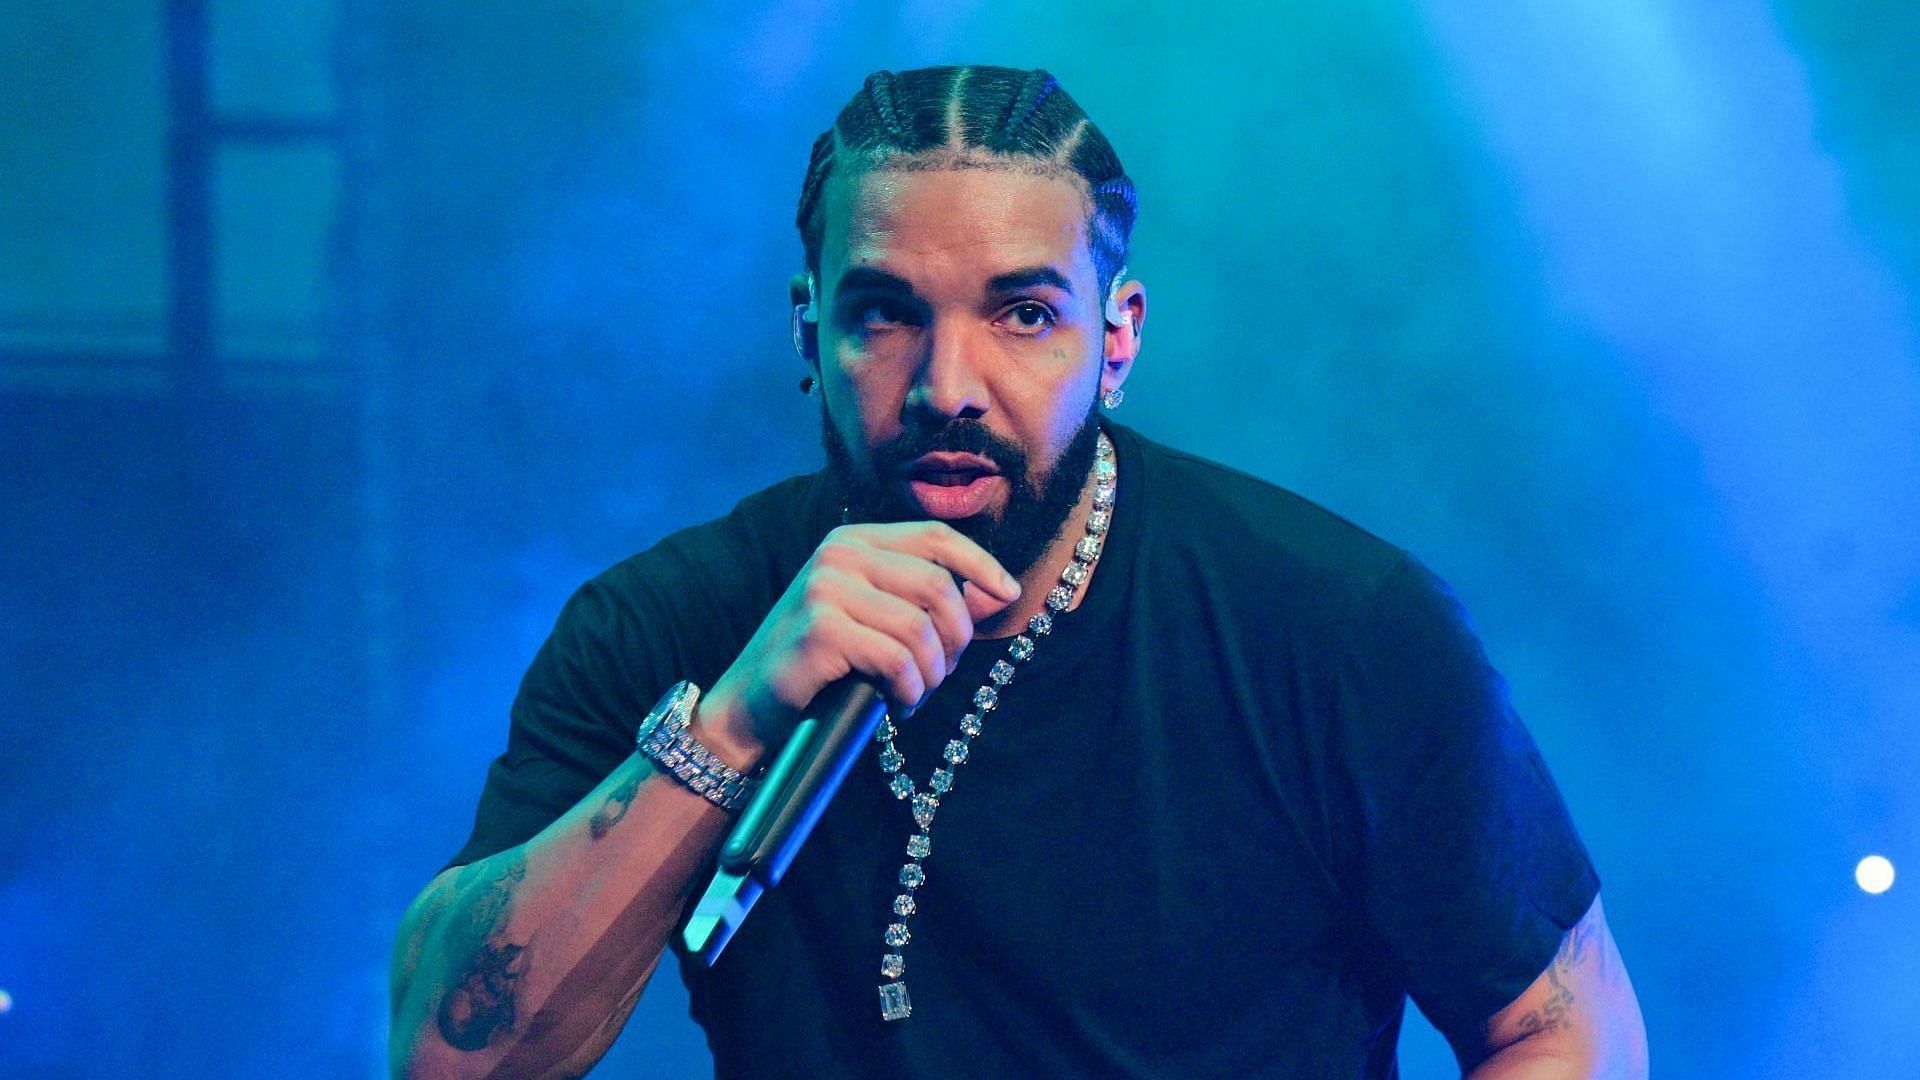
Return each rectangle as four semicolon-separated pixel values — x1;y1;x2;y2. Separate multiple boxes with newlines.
1095;456;1116;479
907;833;931;858
879;746;904;773
889;773;914;799
1028;611;1053;635
1045;586;1073;611
988;659;1015;686
1009;635;1035;661
881;953;905;979
1061;561;1088;587
879;980;912;1021
1087;509;1110;535
1075;536;1102;561
943;739;969;764
893;893;916;916
1093;481;1115;509
899;862;926;888
929;768;954;794
884;922;911;946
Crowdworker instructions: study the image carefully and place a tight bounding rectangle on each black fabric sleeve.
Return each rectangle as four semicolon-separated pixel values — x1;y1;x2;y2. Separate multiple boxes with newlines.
442;574;680;872
435;473;828;876
1333;553;1600;1046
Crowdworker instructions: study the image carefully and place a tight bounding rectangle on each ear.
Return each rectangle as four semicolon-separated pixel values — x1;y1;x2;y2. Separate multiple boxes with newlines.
1101;276;1146;397
789;271;820;366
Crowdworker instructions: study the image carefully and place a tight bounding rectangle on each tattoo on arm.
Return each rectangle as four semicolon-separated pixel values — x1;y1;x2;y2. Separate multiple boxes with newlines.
436;858;530;1051
1510;916;1595;1038
588;772;644;840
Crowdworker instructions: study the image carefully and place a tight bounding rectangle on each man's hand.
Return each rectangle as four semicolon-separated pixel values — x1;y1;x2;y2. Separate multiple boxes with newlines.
1464;895;1648;1079
694;521;1021;765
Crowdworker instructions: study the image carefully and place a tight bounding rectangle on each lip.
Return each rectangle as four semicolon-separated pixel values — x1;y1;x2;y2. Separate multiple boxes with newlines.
906;452;1001;475
905;474;1005;519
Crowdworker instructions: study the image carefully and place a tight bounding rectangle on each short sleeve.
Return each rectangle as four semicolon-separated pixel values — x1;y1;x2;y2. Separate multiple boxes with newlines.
1334;554;1599;1044
442;576;678;871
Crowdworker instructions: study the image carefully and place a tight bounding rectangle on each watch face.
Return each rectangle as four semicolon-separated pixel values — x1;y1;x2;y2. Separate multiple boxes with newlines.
638;680;695;744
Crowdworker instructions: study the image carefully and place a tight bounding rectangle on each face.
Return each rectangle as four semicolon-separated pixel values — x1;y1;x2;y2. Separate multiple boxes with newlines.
811;163;1118;575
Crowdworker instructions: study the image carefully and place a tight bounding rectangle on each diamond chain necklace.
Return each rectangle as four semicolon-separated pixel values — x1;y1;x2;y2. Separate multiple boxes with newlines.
872;429;1116;1022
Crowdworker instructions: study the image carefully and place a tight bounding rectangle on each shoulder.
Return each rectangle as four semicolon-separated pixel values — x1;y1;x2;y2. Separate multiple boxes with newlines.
1112;422;1412;623
571;470;833;650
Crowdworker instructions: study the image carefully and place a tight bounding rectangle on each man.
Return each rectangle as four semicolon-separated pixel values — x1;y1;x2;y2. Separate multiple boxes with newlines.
389;65;1648;1077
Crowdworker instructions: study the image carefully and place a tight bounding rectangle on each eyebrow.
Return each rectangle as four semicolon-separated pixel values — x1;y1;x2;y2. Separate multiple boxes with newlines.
831;264;1076;299
986;266;1074;296
834;265;915;297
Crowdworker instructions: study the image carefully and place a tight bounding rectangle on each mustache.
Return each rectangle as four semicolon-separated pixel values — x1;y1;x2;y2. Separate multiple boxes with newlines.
871;420;1028;479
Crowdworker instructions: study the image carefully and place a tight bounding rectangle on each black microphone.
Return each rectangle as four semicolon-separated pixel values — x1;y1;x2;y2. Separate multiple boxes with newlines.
682;677;889;964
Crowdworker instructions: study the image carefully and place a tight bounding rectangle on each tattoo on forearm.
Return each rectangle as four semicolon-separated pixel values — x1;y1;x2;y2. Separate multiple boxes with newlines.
1512;917;1594;1037
588;772;644;840
437;858;530;1051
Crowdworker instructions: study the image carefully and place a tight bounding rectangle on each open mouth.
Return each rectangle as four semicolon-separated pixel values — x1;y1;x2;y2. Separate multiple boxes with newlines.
903;455;1003;518
913;467;993;487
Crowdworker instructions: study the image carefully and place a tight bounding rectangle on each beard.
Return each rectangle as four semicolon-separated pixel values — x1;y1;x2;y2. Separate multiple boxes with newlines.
820;399;1102;579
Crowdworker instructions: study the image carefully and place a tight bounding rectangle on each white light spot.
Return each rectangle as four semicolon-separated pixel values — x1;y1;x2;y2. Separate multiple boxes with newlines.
1856;854;1896;895
0;988;11;1014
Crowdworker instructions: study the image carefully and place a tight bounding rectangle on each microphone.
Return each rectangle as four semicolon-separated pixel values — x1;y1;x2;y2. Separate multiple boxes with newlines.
682;677;889;964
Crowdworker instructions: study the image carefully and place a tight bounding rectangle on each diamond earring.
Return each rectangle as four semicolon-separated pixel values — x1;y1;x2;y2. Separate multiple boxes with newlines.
1101;387;1125;410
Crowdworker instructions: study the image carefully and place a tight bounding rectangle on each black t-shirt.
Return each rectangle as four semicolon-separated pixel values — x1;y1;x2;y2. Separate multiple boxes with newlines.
447;420;1599;1077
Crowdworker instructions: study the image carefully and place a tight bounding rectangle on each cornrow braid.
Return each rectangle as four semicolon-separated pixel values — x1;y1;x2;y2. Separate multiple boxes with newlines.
795;65;1137;296
794;128;840;246
1088;177;1139;261
991;68;1058;151
863;70;908;142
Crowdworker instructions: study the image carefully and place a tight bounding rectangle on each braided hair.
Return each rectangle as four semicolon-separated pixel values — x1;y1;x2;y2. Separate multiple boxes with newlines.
796;66;1137;295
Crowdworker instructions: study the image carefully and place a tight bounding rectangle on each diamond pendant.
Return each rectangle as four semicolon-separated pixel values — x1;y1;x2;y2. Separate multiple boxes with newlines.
879;979;912;1021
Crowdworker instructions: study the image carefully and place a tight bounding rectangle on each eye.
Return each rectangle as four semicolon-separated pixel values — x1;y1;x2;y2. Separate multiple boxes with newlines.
997;301;1056;336
851;298;918;334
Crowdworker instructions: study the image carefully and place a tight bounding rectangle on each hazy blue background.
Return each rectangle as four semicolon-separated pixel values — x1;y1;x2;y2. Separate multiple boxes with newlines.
4;1;1916;1076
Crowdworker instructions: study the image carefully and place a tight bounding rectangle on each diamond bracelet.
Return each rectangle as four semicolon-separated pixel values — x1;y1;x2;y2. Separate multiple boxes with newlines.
636;680;758;813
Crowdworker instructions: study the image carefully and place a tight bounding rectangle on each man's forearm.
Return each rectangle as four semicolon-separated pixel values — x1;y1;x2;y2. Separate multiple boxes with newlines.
388;752;735;1078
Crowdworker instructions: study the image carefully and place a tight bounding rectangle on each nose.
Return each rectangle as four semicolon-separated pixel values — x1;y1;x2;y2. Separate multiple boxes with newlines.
902;316;988;424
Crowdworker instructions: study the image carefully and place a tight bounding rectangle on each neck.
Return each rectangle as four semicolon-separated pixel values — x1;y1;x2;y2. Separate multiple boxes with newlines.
974;447;1106;639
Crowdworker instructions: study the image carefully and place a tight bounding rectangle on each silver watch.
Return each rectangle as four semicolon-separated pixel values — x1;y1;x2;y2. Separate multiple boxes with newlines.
636;680;757;812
